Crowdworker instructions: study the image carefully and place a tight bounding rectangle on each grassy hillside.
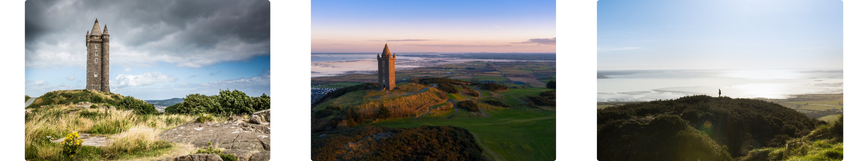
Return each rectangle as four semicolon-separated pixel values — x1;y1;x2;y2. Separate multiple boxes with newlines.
741;114;843;161
598;95;824;160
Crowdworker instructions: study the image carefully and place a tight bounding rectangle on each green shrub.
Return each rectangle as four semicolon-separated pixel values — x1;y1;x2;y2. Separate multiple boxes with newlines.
169;89;270;115
378;104;391;119
482;100;509;108
546;80;555;89
196;113;215;123
479;83;508;91
457;100;479;112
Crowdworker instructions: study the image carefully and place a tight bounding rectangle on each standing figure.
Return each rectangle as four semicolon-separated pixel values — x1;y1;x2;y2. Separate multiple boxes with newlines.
718;89;721;97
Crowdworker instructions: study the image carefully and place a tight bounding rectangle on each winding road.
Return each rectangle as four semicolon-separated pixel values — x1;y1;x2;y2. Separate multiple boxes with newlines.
25;98;37;108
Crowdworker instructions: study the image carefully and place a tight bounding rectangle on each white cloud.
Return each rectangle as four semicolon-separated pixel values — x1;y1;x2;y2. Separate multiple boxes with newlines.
67;75;75;80
114;71;178;88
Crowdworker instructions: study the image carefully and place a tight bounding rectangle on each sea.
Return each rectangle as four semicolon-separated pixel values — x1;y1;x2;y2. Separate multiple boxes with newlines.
311;53;547;78
597;69;843;102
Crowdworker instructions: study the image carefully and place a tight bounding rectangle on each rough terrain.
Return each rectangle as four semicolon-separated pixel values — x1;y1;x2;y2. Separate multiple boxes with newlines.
159;110;271;161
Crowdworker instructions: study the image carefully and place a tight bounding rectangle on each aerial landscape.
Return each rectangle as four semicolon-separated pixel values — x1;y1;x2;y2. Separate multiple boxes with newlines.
310;1;556;160
598;0;843;161
24;0;271;160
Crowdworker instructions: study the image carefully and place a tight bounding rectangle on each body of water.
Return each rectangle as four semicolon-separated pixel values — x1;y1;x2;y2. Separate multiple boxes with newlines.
597;69;843;102
311;53;551;77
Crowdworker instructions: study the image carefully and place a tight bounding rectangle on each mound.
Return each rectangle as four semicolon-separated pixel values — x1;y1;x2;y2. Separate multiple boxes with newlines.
28;89;157;114
598;95;821;159
312;126;484;161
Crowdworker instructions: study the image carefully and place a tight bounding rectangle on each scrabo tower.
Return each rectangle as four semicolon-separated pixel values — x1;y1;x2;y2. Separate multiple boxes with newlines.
86;19;110;92
377;44;396;90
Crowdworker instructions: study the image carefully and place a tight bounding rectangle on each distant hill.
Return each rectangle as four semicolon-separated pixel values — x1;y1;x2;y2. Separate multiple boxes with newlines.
598;95;823;160
145;98;184;106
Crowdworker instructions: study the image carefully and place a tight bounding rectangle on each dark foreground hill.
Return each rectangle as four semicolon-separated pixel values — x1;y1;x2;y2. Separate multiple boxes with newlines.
598;95;823;161
312;126;485;161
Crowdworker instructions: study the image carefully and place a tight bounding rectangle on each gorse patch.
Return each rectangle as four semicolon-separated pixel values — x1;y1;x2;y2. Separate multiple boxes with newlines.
28;89;158;114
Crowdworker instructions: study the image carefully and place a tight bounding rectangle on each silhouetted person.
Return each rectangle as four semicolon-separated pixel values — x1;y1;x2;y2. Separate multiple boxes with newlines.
718;89;721;97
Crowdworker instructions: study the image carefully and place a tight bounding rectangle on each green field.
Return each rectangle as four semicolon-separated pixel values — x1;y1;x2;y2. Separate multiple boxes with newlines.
818;114;842;123
597;105;614;109
371;108;555;161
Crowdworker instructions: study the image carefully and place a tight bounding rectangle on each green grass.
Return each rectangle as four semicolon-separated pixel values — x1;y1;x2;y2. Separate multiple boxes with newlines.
371;108;555;161
796;104;843;111
447;93;466;100
474;75;509;81
494;88;550;108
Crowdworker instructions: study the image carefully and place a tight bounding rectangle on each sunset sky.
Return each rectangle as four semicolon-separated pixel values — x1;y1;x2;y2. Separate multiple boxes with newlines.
598;0;842;70
311;0;556;53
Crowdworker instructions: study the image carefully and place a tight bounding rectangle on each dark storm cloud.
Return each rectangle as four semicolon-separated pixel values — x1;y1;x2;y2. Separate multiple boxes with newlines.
513;37;556;45
25;0;270;68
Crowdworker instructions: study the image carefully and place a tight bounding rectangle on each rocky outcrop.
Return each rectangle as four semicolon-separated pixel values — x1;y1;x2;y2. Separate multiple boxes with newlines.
252;110;270;122
159;121;270;161
157;154;223;161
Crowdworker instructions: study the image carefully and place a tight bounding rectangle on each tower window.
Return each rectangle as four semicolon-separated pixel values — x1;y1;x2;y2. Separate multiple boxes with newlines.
95;58;98;64
94;72;97;78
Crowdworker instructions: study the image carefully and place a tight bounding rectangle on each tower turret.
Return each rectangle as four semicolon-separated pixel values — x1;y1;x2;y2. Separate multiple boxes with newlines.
90;19;101;36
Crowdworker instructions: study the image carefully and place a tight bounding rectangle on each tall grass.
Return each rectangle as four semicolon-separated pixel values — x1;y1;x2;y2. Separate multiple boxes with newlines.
25;104;195;160
103;125;171;158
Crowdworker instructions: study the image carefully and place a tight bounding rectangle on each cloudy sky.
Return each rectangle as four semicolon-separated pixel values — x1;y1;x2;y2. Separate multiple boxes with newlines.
25;0;270;100
311;0;555;53
598;0;842;70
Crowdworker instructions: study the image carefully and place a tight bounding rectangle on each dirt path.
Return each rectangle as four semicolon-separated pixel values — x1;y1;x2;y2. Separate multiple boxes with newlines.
25;97;37;108
511;95;527;105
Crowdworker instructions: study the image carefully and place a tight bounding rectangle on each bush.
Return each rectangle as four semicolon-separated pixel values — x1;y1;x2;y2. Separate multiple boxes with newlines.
196;113;215;123
546;80;555;89
378;104;391;119
527;96;555;106
482;100;509;108
479;83;508;91
540;90;555;99
457;100;480;112
436;83;458;93
169;89;270;115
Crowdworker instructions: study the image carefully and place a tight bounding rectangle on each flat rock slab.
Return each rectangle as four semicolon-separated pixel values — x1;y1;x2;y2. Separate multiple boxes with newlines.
51;133;113;147
157;153;223;161
159;122;270;161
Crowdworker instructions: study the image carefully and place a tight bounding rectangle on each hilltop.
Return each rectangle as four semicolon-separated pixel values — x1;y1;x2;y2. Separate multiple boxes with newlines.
598;95;842;161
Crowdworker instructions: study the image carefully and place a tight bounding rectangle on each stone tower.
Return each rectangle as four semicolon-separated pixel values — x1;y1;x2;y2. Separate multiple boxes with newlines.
86;19;110;92
377;44;396;90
